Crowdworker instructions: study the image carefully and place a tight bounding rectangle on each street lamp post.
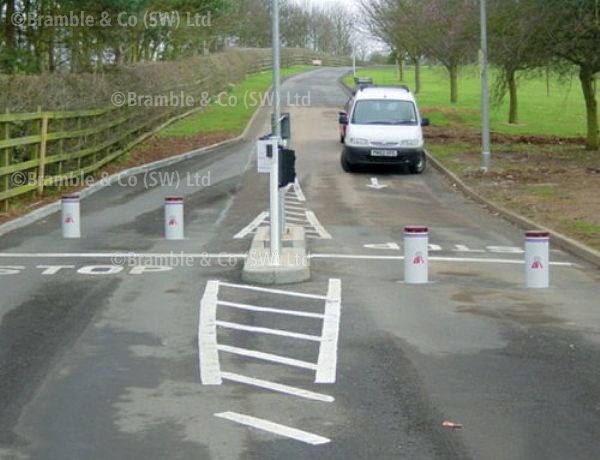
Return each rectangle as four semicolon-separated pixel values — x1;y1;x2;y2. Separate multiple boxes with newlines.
480;0;491;172
270;0;281;265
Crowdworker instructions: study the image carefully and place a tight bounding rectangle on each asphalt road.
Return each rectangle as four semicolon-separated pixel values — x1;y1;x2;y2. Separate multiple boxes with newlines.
0;67;599;460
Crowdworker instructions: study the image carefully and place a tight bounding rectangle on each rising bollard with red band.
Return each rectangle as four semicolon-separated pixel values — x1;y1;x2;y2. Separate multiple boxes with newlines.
404;226;428;284
165;197;184;240
525;230;549;288
61;194;81;239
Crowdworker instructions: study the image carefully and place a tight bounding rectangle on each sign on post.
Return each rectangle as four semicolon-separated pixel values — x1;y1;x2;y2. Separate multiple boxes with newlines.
257;136;278;174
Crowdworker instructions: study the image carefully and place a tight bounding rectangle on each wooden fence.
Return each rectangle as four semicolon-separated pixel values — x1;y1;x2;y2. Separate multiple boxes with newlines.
0;50;350;212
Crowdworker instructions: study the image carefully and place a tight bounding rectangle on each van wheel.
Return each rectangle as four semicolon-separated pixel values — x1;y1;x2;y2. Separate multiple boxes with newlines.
409;153;426;174
341;155;354;173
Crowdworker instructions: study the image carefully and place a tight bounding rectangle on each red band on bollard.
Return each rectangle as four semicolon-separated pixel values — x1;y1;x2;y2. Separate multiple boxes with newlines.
526;230;549;238
62;194;80;202
165;196;184;203
404;226;428;234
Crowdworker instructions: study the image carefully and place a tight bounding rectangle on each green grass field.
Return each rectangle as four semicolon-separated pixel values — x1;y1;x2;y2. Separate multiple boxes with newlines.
345;66;594;138
160;65;313;137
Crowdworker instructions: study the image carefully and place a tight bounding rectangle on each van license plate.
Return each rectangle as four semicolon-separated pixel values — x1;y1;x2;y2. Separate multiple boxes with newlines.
371;149;398;157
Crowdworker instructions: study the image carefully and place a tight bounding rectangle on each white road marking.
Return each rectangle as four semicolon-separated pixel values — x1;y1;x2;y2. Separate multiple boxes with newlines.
219;281;328;300
307;253;576;267
367;178;388;190
292;178;306;202
315;279;342;384
220;372;334;402
217;300;325;319
217;344;318;370
285;204;307;211
305;211;332;239
363;243;401;251
286;210;307;217
0;252;247;259
199;281;222;385
214;411;330;445
216;320;322;342
233;211;269;239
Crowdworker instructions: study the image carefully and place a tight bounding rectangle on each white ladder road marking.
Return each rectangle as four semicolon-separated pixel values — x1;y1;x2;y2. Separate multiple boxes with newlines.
292;178;306;202
305;211;332;239
315;279;342;384
217;344;318;370
214;412;330;445
233;211;269;239
217;300;325;319
219;281;329;300
216;320;322;342
220;372;334;402
198;280;222;385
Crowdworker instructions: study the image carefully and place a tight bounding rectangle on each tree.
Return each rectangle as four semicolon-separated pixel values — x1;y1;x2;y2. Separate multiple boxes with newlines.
488;0;551;124
538;0;599;150
361;0;428;94
421;0;478;104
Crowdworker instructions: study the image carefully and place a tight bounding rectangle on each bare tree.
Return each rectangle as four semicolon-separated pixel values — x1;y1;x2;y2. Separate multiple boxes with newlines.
421;0;478;104
539;0;599;150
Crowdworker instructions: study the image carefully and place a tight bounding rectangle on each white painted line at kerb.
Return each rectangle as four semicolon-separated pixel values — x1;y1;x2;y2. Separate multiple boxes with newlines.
216;320;322;342
220;372;334;403
305;211;332;239
315;279;342;384
198;280;222;385
219;281;328;300
307;253;576;267
215;411;330;445
217;300;325;319
217;344;318;371
234;211;269;239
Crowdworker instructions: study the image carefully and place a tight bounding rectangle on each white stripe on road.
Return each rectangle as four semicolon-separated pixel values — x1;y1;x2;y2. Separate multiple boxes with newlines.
217;344;318;370
293;178;306;202
233;211;269;239
308;253;576;267
0;252;576;267
198;281;222;385
220;372;334;402
217;300;325;319
315;279;342;384
305;211;332;239
214;411;330;445
216;320;322;342
219;282;328;300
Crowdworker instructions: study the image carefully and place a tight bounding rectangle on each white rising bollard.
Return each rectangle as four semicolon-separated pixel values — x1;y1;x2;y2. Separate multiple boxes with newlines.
525;230;550;288
61;194;81;239
165;196;184;240
404;226;429;284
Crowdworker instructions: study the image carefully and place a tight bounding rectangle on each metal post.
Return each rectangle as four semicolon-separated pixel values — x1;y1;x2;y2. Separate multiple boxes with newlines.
270;0;281;265
352;45;356;77
480;0;491;172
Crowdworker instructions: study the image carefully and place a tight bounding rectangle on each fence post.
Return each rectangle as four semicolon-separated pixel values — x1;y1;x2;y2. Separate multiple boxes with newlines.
1;109;9;212
37;112;49;194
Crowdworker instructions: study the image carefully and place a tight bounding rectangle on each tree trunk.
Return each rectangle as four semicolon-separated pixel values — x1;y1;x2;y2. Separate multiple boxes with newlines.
508;69;518;124
580;66;599;151
414;57;421;94
449;63;459;104
3;0;16;72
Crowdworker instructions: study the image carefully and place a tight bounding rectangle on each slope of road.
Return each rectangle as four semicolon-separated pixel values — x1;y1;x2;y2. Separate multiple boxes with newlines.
0;67;598;460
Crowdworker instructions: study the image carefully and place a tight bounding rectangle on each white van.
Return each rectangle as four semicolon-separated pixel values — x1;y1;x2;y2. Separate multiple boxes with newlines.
338;85;429;173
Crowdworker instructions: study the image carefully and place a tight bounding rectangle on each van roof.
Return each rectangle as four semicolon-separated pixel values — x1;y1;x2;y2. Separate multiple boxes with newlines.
354;85;414;102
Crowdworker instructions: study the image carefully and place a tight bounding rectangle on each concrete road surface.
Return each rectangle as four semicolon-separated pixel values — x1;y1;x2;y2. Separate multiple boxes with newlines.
0;67;599;460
